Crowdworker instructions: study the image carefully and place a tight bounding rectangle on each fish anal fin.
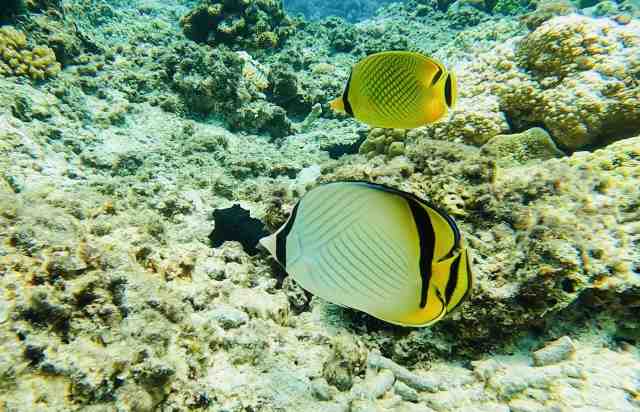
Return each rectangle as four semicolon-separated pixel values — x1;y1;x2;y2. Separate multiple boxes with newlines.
395;286;446;327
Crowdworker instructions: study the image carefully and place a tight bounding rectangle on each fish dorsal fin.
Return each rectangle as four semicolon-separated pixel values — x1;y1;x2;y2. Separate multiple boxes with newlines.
412;54;444;87
424;205;459;261
430;246;473;314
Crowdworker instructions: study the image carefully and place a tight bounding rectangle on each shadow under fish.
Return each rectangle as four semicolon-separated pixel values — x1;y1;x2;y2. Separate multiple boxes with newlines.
209;204;269;255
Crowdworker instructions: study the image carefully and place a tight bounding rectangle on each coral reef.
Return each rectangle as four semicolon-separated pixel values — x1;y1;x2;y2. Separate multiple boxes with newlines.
446;0;491;28
448;15;640;150
180;0;297;51
416;94;510;146
228;99;292;138
162;42;293;137
165;42;246;114
0;0;25;24
521;0;577;30
320;132;640;350
493;0;533;15
0;26;61;80
510;16;640;149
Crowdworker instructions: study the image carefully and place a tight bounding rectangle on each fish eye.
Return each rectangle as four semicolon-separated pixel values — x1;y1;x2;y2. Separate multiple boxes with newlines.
444;74;453;108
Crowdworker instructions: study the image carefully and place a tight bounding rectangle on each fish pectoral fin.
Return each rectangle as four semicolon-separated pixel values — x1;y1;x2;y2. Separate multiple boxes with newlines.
330;97;345;113
259;233;277;258
419;287;447;326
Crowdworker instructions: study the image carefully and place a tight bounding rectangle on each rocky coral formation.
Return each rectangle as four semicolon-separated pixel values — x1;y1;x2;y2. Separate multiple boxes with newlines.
446;0;492;28
162;42;293;137
444;15;640;150
521;0;577;29
480;127;565;167
0;0;25;24
164;42;246;114
416;93;510;146
508;15;640;149
0;26;61;80
284;0;398;22
180;0;297;50
316;131;640;352
228;99;292;138
359;128;408;159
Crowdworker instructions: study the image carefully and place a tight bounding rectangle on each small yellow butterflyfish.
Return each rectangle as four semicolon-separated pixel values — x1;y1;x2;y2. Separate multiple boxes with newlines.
259;181;473;327
330;51;457;129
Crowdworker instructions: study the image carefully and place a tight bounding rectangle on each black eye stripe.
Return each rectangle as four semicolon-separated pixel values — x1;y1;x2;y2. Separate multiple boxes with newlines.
343;71;354;116
444;74;452;108
431;68;443;86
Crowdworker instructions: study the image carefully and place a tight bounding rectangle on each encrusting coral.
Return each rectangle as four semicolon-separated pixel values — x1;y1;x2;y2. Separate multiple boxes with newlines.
480;127;565;167
180;0;297;50
0;26;61;80
521;0;577;30
443;15;640;150
509;15;640;149
319;130;640;353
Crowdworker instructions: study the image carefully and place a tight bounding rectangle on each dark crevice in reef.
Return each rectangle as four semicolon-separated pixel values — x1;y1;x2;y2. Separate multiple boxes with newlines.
0;0;26;24
324;134;368;159
582;123;640;153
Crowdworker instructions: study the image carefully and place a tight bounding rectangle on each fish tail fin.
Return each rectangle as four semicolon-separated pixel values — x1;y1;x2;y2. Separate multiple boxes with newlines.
329;97;345;113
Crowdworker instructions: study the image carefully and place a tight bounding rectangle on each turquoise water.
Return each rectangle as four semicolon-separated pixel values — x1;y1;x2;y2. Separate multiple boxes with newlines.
0;1;639;411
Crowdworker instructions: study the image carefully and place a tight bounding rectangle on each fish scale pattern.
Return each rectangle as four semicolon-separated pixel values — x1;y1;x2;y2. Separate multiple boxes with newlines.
356;53;424;126
369;55;416;120
291;184;414;307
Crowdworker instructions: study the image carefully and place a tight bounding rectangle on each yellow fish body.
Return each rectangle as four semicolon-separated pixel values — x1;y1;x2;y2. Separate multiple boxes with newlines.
259;181;473;327
330;51;457;129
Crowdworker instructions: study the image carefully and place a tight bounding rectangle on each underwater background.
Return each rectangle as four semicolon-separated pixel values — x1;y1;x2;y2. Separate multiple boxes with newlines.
0;0;639;411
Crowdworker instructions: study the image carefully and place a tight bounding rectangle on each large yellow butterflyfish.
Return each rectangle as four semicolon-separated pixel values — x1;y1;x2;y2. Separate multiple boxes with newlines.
260;181;472;327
